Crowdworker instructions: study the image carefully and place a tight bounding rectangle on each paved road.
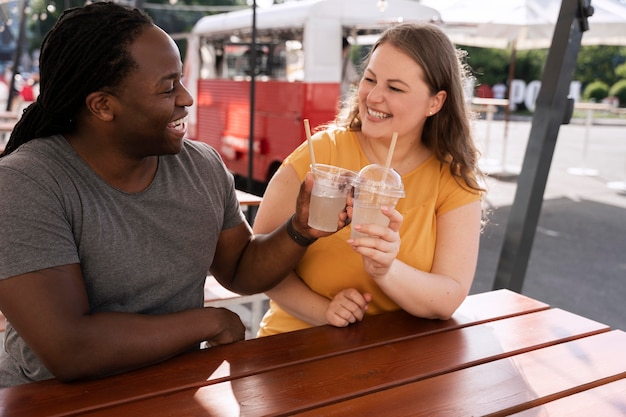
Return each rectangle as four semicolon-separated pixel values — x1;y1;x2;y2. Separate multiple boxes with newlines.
471;116;626;331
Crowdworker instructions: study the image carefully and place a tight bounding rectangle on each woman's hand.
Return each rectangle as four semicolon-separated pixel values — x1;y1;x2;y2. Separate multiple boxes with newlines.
325;288;372;327
347;206;403;280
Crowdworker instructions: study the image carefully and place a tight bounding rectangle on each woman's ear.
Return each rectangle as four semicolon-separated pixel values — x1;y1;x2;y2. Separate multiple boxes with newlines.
429;90;447;116
85;91;115;122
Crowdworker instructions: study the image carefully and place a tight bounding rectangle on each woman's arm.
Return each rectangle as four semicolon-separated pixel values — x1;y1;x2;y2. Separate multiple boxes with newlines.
253;164;302;234
264;271;371;327
263;271;330;326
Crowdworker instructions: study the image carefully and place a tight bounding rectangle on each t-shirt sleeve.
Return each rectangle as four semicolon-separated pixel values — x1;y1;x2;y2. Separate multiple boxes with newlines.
0;166;79;280
436;167;482;216
222;177;245;230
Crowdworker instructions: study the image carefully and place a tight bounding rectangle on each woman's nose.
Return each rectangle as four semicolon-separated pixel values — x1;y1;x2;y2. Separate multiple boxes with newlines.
367;85;384;103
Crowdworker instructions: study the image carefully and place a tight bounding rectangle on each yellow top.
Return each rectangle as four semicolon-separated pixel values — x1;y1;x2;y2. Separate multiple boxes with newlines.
258;128;481;336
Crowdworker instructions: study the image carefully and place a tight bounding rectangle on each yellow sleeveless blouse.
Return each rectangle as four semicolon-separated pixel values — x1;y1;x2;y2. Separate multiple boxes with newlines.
258;128;480;336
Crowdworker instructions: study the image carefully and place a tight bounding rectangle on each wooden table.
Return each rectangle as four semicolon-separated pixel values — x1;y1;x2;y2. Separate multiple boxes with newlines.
0;111;18;122
1;289;625;416
235;189;263;207
235;189;262;223
203;275;267;338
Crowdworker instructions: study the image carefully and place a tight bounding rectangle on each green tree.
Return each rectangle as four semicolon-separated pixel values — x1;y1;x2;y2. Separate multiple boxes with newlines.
28;0;88;55
461;46;510;87
615;62;626;79
458;44;626;96
609;79;626;107
582;80;609;102
27;0;250;54
574;45;626;88
515;49;548;82
460;46;546;92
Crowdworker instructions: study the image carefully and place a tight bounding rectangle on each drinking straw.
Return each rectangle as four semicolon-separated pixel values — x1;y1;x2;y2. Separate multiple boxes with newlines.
304;119;316;167
381;132;398;182
384;132;398;169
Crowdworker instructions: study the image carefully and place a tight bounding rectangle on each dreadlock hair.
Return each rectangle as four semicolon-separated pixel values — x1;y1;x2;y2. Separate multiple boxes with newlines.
0;2;153;157
336;23;484;193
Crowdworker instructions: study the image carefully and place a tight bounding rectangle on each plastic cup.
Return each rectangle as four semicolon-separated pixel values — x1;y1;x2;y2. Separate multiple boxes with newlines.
308;164;357;232
350;164;405;239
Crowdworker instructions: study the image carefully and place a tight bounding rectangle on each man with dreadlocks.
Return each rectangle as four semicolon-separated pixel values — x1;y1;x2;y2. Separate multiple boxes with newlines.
0;2;344;387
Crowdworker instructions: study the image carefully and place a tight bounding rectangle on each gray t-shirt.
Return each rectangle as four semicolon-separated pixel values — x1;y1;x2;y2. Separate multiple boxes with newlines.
0;135;244;386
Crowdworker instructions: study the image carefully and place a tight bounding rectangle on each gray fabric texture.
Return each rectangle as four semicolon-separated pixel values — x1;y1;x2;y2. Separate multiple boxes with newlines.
0;135;244;386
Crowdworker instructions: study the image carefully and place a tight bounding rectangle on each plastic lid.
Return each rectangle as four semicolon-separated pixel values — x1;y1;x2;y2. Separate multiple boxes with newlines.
352;164;405;198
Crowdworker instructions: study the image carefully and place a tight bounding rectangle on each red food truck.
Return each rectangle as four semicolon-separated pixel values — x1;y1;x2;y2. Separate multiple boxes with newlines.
183;0;440;188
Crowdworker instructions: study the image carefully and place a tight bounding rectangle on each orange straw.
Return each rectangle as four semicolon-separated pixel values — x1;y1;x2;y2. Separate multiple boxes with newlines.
382;132;398;182
304;119;316;167
384;132;398;169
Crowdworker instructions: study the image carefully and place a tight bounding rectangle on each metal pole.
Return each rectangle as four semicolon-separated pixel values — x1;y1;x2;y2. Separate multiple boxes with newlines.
7;0;29;112
492;0;593;292
247;0;257;193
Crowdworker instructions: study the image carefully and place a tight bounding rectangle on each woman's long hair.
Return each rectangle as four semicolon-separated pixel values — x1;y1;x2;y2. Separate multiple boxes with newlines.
337;23;484;192
0;2;153;157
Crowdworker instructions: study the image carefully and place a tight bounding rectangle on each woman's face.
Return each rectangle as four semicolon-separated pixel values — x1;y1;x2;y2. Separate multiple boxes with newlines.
109;25;193;157
358;42;445;141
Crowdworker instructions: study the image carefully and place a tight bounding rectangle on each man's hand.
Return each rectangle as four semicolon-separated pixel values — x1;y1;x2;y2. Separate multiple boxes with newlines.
292;172;352;240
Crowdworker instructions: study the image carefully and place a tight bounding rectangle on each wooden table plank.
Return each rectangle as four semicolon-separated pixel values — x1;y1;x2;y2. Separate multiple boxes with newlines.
235;189;262;206
0;121;15;131
509;376;626;417
73;308;609;417
296;330;626;417
0;290;547;417
452;288;549;323
0;111;18;121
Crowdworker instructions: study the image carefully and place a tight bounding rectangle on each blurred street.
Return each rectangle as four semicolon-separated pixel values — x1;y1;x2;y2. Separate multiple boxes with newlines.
471;115;626;331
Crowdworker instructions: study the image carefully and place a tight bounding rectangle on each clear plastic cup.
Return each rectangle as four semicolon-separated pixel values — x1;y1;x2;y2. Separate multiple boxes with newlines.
308;164;357;232
350;164;405;239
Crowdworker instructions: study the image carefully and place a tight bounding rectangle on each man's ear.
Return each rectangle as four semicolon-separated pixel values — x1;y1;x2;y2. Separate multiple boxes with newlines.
85;91;115;122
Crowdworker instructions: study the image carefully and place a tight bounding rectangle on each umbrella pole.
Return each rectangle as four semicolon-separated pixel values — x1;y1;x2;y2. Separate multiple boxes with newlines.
492;0;593;292
499;43;517;178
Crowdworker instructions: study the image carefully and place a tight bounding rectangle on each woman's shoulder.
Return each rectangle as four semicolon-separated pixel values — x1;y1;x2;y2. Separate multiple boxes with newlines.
312;126;360;158
405;155;475;192
312;126;357;143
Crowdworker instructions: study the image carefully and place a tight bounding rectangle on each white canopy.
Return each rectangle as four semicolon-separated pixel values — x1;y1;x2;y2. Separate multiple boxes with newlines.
192;0;441;37
420;0;626;50
191;0;441;83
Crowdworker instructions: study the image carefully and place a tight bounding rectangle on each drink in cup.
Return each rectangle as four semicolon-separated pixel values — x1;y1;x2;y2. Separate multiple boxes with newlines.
308;164;357;232
351;164;405;239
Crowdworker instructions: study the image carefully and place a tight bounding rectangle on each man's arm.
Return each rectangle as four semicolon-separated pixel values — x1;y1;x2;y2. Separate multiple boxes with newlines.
211;173;346;295
0;264;245;382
